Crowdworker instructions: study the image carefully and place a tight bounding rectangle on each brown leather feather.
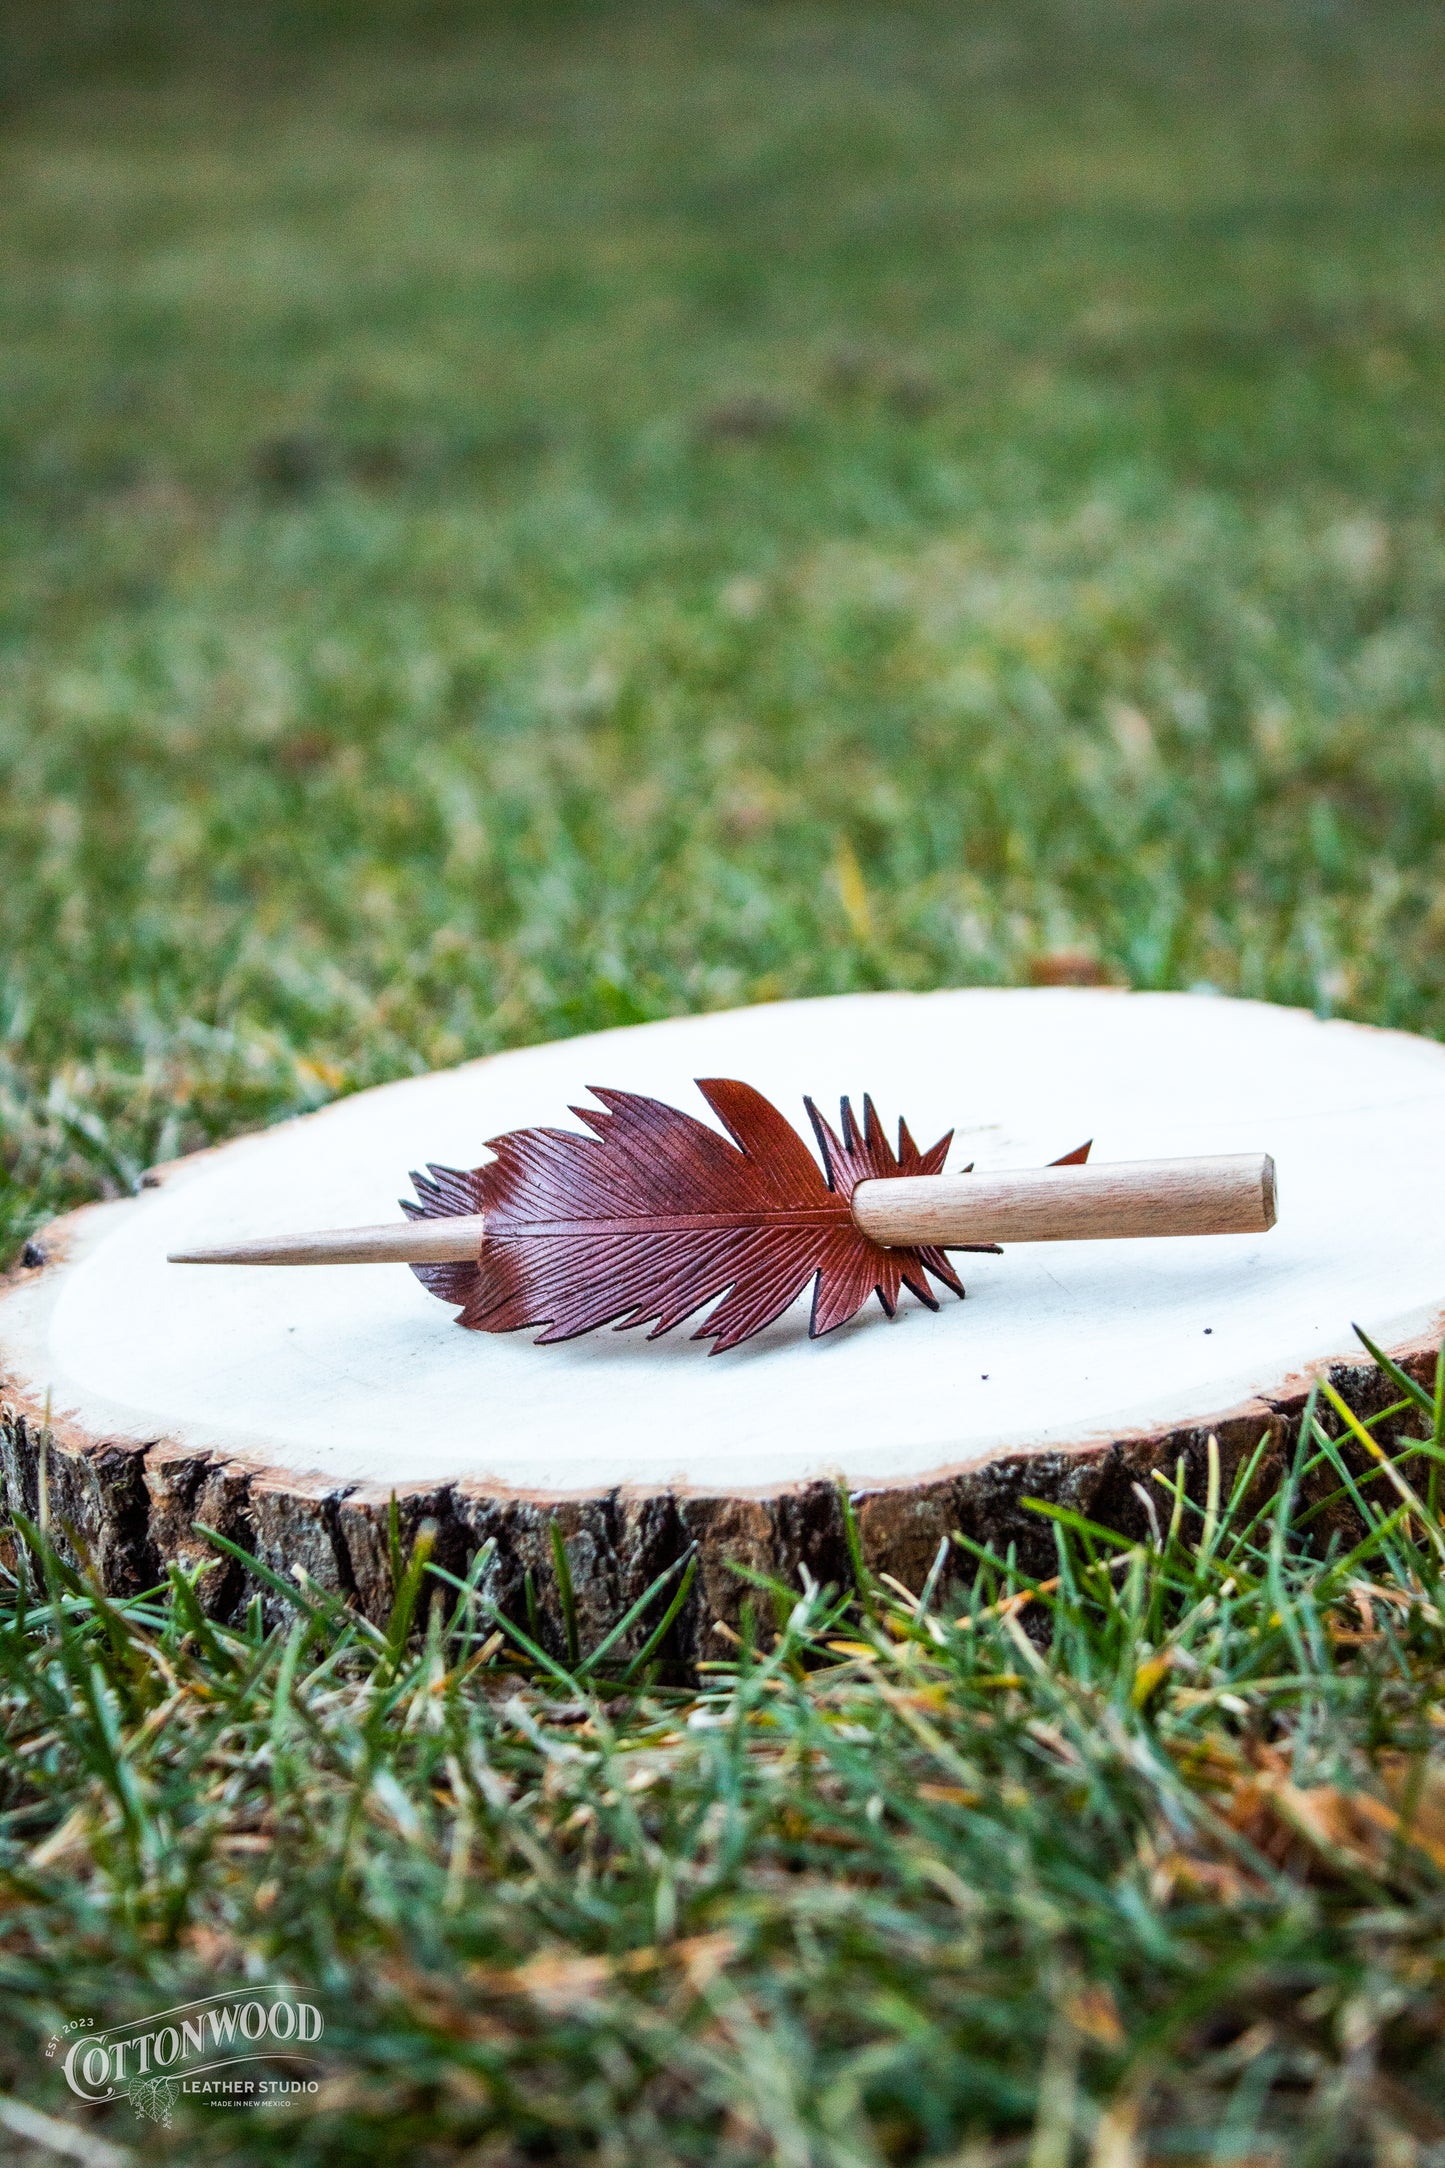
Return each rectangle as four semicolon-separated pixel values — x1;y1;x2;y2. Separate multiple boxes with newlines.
403;1079;972;1351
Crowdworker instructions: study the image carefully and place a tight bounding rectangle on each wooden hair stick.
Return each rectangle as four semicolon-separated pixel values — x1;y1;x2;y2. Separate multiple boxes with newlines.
168;1079;1276;1352
171;1157;1275;1267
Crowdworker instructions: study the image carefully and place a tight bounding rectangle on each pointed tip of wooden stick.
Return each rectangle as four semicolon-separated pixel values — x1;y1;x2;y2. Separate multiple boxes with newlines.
167;1215;487;1267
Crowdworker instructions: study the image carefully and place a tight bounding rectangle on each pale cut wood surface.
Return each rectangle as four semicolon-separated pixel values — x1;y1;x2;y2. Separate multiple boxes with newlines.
4;986;1442;1494
851;1154;1276;1246
2;988;1443;1647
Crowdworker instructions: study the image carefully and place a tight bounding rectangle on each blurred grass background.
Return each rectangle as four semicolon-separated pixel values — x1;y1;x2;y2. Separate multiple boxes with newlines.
2;0;1444;1256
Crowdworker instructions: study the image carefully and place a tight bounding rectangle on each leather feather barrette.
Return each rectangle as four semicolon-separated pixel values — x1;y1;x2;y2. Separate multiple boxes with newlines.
170;1078;1276;1352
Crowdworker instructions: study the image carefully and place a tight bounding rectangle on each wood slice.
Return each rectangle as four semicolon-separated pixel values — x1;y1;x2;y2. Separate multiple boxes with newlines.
3;988;1442;1658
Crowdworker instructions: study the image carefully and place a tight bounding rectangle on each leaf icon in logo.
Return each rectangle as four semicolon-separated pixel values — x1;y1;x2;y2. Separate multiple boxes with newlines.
128;2076;176;2127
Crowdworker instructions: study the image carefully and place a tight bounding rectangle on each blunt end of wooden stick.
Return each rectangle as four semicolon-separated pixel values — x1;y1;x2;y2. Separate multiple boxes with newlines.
850;1153;1278;1247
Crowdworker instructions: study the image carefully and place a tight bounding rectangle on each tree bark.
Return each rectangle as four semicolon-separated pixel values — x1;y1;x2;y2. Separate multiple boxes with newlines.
0;1339;1433;1664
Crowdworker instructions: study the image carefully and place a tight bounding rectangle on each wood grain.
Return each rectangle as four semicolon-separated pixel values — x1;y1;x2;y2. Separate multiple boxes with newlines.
850;1154;1276;1246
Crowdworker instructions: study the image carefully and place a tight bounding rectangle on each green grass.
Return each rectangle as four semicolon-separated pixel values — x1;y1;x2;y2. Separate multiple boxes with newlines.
4;2;1445;2157
4;0;1445;1256
3;1362;1445;2163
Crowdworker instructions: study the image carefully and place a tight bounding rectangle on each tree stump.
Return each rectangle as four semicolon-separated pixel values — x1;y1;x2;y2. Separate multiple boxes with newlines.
3;989;1441;1658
